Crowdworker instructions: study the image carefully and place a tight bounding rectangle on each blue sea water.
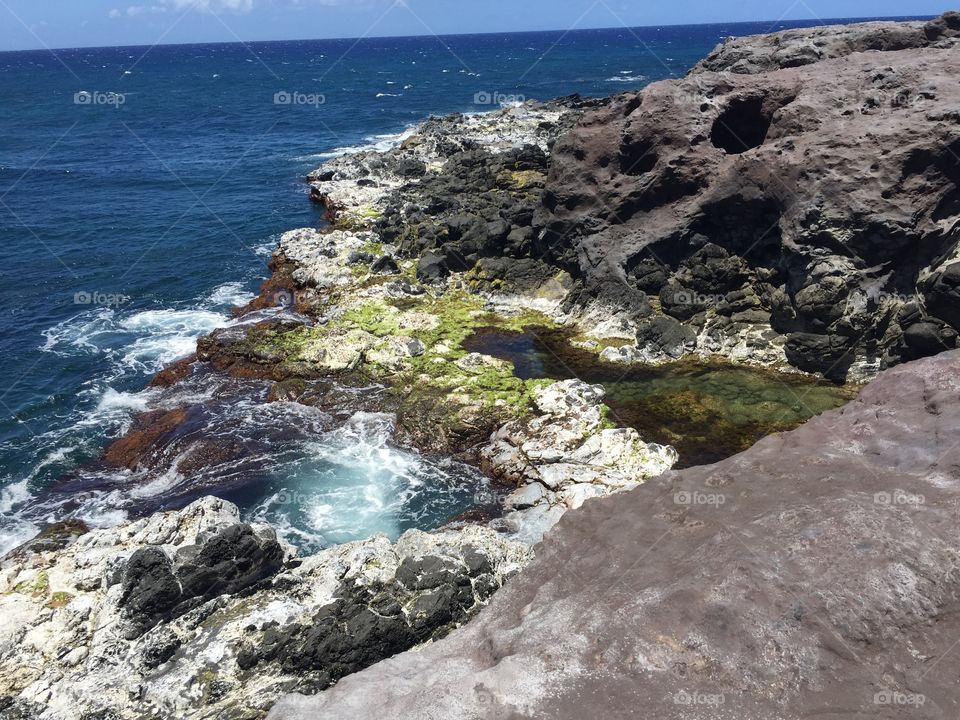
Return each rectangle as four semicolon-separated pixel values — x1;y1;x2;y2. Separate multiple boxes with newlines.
0;18;925;553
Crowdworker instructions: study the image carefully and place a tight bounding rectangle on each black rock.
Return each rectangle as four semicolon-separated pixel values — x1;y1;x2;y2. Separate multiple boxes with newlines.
923;261;960;329
472;257;556;292
462;545;493;577
407;585;458;631
441;245;474;272
635;315;697;359
118;547;181;640
346;251;376;265
903;320;959;356
370;255;400;275
481;219;512;253
395;157;426;178
416;251;449;283
784;332;855;380
118;524;284;639
659;280;707;321
505;226;534;254
174;523;284;600
444;215;480;241
395;556;461;591
629;257;670;294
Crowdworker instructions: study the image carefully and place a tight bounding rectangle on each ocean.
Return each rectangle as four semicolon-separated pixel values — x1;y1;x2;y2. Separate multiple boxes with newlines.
0;18;923;554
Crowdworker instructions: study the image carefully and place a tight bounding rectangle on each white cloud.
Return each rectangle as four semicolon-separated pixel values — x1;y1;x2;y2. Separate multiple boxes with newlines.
108;0;380;17
109;0;255;19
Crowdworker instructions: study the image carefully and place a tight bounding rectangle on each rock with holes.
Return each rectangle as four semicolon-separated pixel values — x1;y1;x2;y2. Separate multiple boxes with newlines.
539;14;960;381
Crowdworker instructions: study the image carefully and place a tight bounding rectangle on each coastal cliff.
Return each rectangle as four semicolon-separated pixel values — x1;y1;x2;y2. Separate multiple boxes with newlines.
1;13;959;720
539;12;960;380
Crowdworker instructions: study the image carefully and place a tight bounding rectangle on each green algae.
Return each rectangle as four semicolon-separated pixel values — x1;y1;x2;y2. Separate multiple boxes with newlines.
463;326;858;467
246;290;560;431
12;571;49;598
342;293;558;421
335;205;384;231
47;591;73;609
249;324;317;360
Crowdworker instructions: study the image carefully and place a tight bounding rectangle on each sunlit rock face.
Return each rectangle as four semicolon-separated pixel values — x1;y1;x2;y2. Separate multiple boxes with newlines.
538;13;960;381
0;497;531;719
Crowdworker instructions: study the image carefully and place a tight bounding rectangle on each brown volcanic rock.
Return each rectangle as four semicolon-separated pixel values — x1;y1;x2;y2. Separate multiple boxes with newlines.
270;349;960;720
539;23;960;380
103;407;189;470
692;13;960;74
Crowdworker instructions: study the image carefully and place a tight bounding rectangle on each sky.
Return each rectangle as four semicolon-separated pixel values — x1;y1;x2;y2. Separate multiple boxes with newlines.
0;0;950;51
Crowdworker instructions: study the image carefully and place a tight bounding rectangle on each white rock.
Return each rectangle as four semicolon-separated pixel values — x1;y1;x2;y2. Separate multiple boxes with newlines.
480;379;678;542
559;483;607;510
504;483;549;511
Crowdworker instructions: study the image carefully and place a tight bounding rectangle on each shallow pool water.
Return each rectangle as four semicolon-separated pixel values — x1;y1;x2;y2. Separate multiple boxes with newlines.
464;326;857;467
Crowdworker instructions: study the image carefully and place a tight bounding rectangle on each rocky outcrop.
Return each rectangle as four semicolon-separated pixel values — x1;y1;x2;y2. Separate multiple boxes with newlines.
693;12;960;74
270;348;960;720
479;380;677;543
540;13;960;381
307;98;597;295
0;497;530;719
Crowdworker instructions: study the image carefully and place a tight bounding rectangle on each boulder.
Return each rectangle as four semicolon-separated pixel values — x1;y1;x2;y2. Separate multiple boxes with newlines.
415;250;449;283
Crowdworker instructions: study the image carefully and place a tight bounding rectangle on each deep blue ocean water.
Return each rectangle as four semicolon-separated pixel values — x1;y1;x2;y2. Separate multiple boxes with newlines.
0;18;924;553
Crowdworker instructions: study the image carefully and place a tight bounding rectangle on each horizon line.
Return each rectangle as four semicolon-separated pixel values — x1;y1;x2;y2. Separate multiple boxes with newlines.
0;13;932;55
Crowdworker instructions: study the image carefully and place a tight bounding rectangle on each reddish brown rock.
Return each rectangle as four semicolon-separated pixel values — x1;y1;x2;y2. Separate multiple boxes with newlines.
103;407;190;471
233;254;309;316
148;354;196;388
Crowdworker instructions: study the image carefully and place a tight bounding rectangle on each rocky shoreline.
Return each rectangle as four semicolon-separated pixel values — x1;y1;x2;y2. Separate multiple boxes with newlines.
0;99;680;720
3;12;960;720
